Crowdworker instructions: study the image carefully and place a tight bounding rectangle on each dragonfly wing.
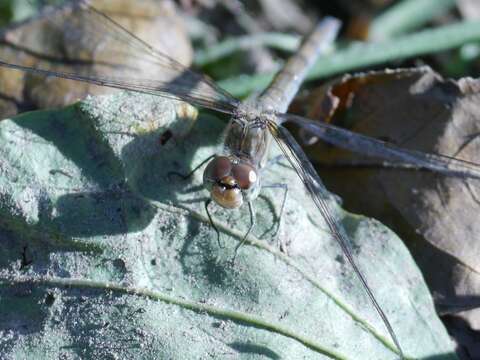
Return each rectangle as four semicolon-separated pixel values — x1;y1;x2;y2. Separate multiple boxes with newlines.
0;1;239;114
267;119;404;358
280;113;480;179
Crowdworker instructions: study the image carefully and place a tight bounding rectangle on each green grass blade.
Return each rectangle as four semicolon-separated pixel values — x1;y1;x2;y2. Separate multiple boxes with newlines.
194;33;300;66
219;21;480;98
370;0;456;40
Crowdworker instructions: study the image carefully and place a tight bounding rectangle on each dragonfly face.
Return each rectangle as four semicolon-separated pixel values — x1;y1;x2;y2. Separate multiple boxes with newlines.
203;155;260;209
202;110;270;209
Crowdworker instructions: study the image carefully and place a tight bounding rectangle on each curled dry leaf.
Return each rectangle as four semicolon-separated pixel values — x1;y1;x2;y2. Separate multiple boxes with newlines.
0;0;192;118
298;66;480;355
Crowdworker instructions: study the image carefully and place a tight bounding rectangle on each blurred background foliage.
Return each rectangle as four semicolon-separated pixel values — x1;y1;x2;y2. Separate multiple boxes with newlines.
0;0;62;25
0;0;478;83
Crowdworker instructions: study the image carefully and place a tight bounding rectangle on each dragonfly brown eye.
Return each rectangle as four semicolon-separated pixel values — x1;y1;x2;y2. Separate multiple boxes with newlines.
204;156;232;181
204;158;244;209
232;163;257;190
203;155;259;209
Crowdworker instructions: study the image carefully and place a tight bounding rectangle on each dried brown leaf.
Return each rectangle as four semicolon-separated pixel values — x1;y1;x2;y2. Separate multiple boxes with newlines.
298;67;480;350
0;0;192;118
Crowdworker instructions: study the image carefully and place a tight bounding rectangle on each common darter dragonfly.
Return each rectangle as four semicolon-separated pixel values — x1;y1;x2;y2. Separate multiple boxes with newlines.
1;1;479;359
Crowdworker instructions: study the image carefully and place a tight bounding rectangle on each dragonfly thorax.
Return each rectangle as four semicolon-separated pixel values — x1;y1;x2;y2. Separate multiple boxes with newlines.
203;156;260;209
222;114;272;170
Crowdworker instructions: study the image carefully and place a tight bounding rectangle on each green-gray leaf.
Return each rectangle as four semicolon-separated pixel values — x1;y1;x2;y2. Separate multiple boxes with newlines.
0;92;457;359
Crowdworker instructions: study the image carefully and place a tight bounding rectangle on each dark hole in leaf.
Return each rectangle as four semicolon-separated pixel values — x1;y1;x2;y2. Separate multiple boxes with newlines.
45;292;55;306
159;129;173;145
112;258;126;273
19;245;32;270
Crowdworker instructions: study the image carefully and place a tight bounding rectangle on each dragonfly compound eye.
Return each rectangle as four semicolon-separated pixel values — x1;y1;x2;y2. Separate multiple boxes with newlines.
203;156;243;209
231;163;257;190
204;156;232;181
203;156;257;208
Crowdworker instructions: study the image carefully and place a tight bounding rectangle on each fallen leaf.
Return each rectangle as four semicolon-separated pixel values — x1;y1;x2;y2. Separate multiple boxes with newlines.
0;90;458;359
299;67;480;354
0;0;192;118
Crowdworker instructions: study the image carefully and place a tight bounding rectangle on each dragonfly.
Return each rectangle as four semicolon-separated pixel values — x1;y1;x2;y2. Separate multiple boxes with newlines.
1;1;480;359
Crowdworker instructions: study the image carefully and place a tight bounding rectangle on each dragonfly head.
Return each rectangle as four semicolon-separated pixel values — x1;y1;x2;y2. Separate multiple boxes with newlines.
203;156;259;209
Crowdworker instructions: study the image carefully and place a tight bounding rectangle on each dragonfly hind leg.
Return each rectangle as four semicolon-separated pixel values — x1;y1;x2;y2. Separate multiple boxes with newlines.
262;154;289;241
261;183;288;239
205;199;223;248
231;201;256;264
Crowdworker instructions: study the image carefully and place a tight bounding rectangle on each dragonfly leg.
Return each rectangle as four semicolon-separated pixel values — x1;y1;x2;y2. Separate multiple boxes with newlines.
265;154;286;168
262;183;288;238
205;199;223;248
168;154;215;180
231;201;256;264
262;154;289;239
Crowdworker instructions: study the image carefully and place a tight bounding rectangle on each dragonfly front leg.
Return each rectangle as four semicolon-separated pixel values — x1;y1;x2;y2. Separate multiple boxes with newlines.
169;154;225;248
204;198;223;248
205;199;257;262
168;154;215;180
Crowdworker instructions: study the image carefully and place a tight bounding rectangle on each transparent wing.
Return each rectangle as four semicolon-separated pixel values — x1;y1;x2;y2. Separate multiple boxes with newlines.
267;119;404;358
280;113;480;179
0;0;240;114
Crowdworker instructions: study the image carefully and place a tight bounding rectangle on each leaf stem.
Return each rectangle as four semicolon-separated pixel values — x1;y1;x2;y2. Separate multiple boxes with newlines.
0;274;348;359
